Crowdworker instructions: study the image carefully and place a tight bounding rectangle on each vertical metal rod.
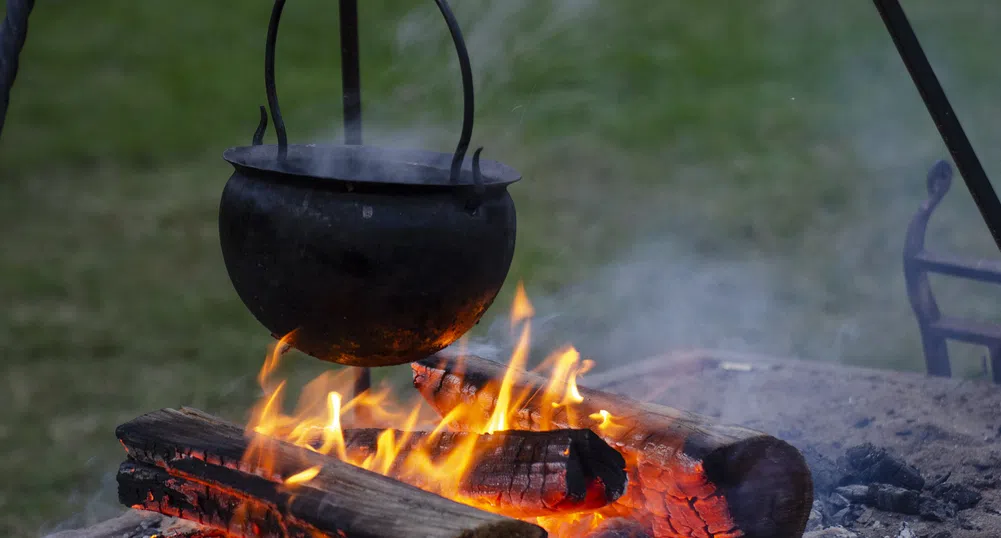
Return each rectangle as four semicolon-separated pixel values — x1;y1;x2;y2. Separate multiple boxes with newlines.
352;365;371;403
0;0;36;141
265;0;289;161
339;0;362;145
339;0;369;395
873;0;1001;253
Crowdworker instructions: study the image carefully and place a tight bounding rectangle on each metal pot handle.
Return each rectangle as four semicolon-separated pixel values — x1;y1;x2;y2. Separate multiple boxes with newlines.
255;0;485;194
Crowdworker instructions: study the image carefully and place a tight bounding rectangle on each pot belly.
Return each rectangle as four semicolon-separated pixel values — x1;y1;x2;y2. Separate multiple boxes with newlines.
218;171;517;366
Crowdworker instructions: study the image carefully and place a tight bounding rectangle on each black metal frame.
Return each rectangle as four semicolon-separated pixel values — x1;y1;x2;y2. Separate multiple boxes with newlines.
339;0;362;146
1;2;995;212
873;0;1001;253
3;1;1001;384
904;160;1001;383
0;0;35;140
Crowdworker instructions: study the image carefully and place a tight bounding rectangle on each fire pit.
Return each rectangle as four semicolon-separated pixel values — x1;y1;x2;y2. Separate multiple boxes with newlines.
103;288;814;538
59;335;1001;538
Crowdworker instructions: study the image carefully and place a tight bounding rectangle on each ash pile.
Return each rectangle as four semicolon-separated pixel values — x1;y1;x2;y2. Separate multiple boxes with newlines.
802;442;996;538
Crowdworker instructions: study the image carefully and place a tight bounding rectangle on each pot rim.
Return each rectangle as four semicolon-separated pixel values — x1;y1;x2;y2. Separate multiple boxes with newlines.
224;143;522;188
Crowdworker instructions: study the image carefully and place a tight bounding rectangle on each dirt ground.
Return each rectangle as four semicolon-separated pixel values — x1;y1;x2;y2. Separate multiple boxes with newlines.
586;349;1001;538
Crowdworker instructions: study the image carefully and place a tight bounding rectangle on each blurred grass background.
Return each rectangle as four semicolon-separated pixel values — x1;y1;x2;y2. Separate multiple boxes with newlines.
3;0;1001;535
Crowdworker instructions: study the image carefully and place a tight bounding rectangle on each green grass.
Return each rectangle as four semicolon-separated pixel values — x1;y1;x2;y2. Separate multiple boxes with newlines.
4;1;1001;535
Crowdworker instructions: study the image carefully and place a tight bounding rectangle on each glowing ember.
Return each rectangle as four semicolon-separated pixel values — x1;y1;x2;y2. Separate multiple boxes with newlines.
241;282;620;536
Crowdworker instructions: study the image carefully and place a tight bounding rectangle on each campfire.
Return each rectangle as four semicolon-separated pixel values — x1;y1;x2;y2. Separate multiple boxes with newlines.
112;286;813;538
4;0;1001;536
92;2;811;535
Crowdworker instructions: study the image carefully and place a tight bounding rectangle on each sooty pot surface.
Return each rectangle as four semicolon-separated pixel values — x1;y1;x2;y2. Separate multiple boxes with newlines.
220;144;519;366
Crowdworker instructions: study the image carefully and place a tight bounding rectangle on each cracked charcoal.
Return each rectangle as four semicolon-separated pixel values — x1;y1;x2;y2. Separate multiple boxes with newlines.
932;482;983;510
919;496;957;522
839;443;925;490
868;484;921;515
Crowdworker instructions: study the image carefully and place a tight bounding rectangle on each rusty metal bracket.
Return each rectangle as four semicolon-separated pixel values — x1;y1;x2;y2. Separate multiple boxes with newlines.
904;160;1001;383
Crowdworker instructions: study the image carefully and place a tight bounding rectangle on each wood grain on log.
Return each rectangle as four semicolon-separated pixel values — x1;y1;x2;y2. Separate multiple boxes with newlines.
336;427;627;517
115;407;546;538
412;352;814;538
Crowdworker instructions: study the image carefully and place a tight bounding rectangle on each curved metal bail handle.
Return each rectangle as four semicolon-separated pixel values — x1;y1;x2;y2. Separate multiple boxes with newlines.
260;0;481;180
435;0;484;190
263;0;289;162
873;0;1001;253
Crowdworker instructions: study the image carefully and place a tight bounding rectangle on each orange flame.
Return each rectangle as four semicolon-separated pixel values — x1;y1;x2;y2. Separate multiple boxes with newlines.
241;283;617;536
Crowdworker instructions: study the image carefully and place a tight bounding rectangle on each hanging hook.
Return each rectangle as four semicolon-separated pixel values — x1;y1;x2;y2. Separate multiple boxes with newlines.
252;105;268;145
434;0;484;185
265;0;289;161
464;147;487;212
339;0;363;145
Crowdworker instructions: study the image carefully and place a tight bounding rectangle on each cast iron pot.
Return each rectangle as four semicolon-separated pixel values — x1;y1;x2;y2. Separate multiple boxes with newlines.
218;0;520;366
220;144;519;366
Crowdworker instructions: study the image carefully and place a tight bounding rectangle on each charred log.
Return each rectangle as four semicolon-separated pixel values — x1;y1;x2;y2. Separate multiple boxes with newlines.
336;428;627;517
115;407;545;538
412;352;814;538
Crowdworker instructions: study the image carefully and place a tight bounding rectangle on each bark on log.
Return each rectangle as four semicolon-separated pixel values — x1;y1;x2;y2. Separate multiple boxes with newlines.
115;407;546;538
412;352;814;538
336;427;627;517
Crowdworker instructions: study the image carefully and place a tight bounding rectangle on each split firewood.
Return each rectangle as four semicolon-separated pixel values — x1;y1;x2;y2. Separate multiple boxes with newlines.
115;407;546;538
335;427;627;517
412;352;815;538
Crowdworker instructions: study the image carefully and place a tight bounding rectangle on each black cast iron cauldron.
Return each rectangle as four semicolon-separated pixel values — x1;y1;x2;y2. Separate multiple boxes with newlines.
219;0;521;367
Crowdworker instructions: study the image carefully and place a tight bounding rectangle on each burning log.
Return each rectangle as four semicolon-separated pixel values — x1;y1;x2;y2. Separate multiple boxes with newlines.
412;352;815;538
336;427;628;517
115;407;546;538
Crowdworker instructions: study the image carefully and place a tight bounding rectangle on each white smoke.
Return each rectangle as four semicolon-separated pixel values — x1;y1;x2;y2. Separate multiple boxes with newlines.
456;1;1001;380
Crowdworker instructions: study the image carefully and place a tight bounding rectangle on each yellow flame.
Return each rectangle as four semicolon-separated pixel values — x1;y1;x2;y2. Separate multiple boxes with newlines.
241;281;615;537
485;315;532;434
284;466;320;486
589;410;612;428
511;282;535;324
315;393;347;460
